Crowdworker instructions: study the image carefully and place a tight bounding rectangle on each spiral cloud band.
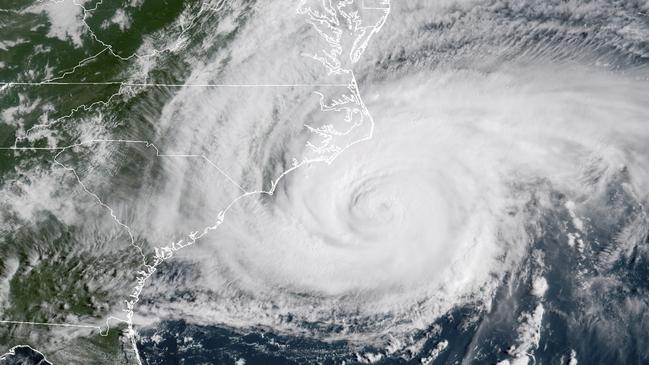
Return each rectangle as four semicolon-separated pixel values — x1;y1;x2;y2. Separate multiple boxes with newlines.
131;0;649;354
2;0;649;363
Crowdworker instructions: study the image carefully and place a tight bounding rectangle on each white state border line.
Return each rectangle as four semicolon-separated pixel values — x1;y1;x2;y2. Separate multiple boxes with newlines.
0;139;247;341
0;140;246;193
0;82;350;87
0;2;392;364
0;320;101;331
0;78;372;364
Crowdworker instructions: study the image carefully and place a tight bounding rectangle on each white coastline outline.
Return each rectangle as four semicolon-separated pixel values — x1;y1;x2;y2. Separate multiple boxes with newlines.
0;344;52;365
0;1;392;364
0;75;374;365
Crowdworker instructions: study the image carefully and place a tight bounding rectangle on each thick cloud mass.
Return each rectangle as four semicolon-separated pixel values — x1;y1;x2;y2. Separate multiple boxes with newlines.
3;0;648;361
130;0;649;351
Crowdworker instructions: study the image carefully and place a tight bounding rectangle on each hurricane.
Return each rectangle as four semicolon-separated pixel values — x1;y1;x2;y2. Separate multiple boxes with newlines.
1;0;649;364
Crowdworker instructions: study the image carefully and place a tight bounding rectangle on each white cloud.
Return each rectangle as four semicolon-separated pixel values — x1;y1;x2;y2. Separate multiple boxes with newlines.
531;277;548;298
125;0;649;352
6;0;649;358
0;38;27;51
26;0;86;47
101;8;131;31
